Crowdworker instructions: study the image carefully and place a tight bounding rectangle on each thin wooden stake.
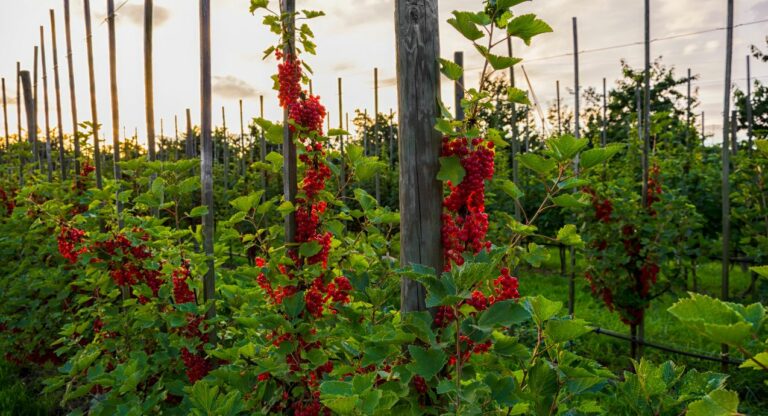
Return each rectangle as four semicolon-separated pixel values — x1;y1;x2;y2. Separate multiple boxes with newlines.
746;56;753;149
374;68;380;203
720;0;734;373
556;80;561;135
222;106;229;188
199;0;216;318
50;10;66;179
41;26;54;181
453;51;464;121
239;99;245;175
16;63;22;145
107;0;124;231
2;79;8;150
64;0;80;174
33;46;39;165
601;77;607;147
569;16;579;319
186;108;193;158
144;0;156;161
686;68;692;146
84;0;103;189
338;77;345;196
174;115;179;161
20;71;35;185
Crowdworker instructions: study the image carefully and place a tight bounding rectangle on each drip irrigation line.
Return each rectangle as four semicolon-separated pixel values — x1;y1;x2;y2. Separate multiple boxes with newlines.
592;327;744;365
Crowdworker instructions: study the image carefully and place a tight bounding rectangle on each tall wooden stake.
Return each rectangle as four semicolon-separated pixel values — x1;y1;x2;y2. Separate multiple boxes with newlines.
2;79;8;150
50;10;66;179
41;26;54;181
186;108;193;158
556;80;561;135
338;77;345;196
107;0;124;231
21;71;36;184
746;56;753;149
199;0;215;318
16;63;22;145
453;51;464;120
601;77;607;147
720;0;734;373
508;37;520;221
239;99;245;175
395;0;442;313
84;0;103;189
144;0;157;161
64;0;80;174
374;68;381;203
174;115;179;161
33;47;39;166
222;106;229;188
686;68;692;146
281;0;297;246
569;17;579;319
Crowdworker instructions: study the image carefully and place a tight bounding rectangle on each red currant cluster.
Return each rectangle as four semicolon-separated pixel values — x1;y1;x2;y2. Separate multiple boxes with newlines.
172;260;196;305
440;137;495;269
584;188;613;223
290;95;326;136
433;268;520;328
276;51;302;108
57;226;87;263
412;375;428;395
447;335;492;367
295;201;332;268
491;267;520;302
0;188;15;215
646;164;662;215
95;231;163;302
181;347;211;384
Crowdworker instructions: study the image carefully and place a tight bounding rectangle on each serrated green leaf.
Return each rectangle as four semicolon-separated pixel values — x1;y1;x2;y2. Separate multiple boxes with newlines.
406;346;446;380
439;58;464;81
518;153;555;175
580;144;624;170
506;14;553;45
447;11;484;41
438;155;466;184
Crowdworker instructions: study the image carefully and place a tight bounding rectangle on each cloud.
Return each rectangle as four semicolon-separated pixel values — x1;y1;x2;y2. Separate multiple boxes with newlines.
118;3;171;27
380;76;397;88
213;75;259;98
332;62;355;72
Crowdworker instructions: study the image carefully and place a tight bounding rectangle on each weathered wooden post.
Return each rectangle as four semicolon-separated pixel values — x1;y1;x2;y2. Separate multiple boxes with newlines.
107;0;124;229
569;16;579;319
20;71;35;185
174;115;179;161
374;68;381;203
601;77;607;147
746;56;753;149
239;99;245;175
281;0;298;246
199;0;216;318
50;10;66;179
453;51;464;121
64;0;80;174
2;79;8;150
337;77;345;196
145;0;157;162
395;0;442;313
33;46;40;167
222;106;229;188
16;63;22;145
41;26;54;181
701;112;705;143
186;108;193;158
686;68;692;146
388;109;394;169
720;0;734;373
84;0;103;189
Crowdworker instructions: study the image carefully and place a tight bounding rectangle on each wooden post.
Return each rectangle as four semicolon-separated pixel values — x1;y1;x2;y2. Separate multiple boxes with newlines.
50;10;66;179
746;56;753;149
174;115;179;161
260;95;266;199
199;0;216;317
374;68;381;203
601;77;607;147
686;68;692;146
281;0;297;246
186;108;193;158
731;110;738;154
556;80;561;135
701;111;705;143
64;0;79;174
524;109;530;153
639;0;652;359
363;109;369;156
1;78;7;150
144;0;156;161
84;0;103;189
508;38;520;221
388;109;394;169
33;47;39;166
338;77;345;196
453;51;464;120
41;26;54;181
107;0;124;230
239;99;245;175
721;0;734;373
20;71;36;184
16;63;22;145
395;0;442;313
160;118;165;160
222;106;229;188
569;16;579;319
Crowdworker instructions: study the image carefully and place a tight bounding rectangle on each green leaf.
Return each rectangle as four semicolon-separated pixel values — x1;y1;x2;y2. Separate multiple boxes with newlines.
189;206;209;218
545;318;591;343
406;346;446;380
437;155;466;184
668;293;755;346
552;193;589;209
447;11;484;41
477;300;530;328
750;265;768;279
327;128;349;136
439;58;464;81
277;200;295;216
497;179;523;199
265;151;284;172
579;144;624;170
485;373;519;407
507;87;531;105
755;139;768;156
739;352;768;371
299;241;322;257
524;242;550;267
556;224;583;247
283;291;305;318
354;188;378;212
496;0;528;9
517;153;555;175
525;296;562;325
687;389;740;416
265;124;284;145
548;134;588;161
506;14;553;45
487;53;522;71
249;0;269;13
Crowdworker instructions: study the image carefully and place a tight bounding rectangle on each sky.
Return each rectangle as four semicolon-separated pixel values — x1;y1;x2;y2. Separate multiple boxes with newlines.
0;0;766;146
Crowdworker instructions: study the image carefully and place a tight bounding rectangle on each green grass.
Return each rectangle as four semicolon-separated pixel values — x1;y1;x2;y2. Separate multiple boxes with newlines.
520;249;768;414
0;362;59;415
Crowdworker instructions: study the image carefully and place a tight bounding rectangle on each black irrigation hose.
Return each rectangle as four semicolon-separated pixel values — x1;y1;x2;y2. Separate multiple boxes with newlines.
592;326;744;365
